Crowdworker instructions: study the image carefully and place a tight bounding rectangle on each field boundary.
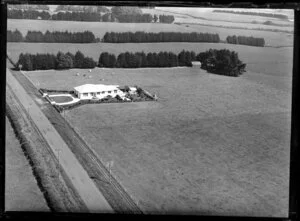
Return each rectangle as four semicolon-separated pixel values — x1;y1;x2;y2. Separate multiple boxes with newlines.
10;66;143;214
6;84;88;212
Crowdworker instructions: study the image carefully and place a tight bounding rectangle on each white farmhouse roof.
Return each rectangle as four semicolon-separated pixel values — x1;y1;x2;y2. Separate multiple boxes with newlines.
191;61;201;65
74;84;119;93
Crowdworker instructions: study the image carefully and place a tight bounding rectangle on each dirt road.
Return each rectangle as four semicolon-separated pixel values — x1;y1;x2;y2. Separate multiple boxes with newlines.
6;68;113;213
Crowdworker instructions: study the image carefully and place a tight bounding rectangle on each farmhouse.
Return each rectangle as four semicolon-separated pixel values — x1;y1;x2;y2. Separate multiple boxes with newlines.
74;84;125;100
191;61;202;68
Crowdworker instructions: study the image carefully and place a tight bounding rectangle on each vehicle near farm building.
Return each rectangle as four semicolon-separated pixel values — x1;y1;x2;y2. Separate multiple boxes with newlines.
74;84;126;100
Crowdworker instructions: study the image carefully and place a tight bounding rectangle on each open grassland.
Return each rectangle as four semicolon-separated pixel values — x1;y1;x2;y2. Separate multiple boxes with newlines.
7;42;293;78
5;117;49;211
25;66;291;216
7;19;293;47
153;7;294;24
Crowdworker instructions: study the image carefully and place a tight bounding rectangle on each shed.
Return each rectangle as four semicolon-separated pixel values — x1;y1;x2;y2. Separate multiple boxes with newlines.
191;61;202;68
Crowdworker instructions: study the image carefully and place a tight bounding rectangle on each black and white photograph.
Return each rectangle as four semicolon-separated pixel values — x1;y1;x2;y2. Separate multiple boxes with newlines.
4;2;295;218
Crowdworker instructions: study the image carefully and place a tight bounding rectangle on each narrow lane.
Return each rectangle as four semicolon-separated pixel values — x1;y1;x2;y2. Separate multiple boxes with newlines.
6;68;113;213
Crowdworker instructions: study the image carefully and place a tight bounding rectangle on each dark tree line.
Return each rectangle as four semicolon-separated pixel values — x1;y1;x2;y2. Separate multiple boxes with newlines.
114;14;154;23
7;29;97;43
99;50;201;68
226;35;265;47
55;5;109;13
52;11;101;21
213;10;289;20
8;9;51;19
7;29;23;42
17;51;97;71
8;7;175;24
158;15;175;23
16;49;246;77
102;32;220;43
8;4;50;10
197;49;246;77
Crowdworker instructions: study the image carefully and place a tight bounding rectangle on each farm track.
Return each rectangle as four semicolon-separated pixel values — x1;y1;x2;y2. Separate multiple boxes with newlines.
10;69;143;214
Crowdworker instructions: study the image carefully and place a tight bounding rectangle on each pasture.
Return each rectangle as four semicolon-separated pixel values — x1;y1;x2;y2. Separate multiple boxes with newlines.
24;66;291;216
7;42;293;78
7;19;293;47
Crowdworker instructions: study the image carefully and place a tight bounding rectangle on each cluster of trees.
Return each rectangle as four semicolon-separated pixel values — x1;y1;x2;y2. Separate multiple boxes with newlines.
52;11;101;21
102;31;220;43
7;29;23;42
226;35;265;47
16;49;246;77
114;14;154;23
111;6;142;16
7;29;97;43
197;49;246;77
8;9;51;19
158;15;175;23
55;5;109;13
8;5;175;24
17;51;97;71
98;50;197;68
8;4;49;10
213;10;289;20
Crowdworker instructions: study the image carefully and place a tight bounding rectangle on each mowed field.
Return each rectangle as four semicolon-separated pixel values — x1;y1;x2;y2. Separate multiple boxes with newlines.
7;19;293;47
24;66;291;216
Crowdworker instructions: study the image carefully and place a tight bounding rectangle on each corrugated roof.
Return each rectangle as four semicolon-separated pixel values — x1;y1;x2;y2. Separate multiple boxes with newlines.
74;84;120;93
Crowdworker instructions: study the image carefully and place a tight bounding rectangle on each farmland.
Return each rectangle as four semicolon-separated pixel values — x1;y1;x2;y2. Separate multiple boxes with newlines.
5;117;50;211
7;42;293;78
7;19;293;47
6;6;293;216
24;66;291;216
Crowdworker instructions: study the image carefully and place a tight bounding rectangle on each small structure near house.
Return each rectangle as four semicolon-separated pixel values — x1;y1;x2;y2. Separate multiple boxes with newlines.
191;61;202;69
74;84;125;100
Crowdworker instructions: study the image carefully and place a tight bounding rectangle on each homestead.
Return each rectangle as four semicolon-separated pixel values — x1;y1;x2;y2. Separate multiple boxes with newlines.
74;84;126;100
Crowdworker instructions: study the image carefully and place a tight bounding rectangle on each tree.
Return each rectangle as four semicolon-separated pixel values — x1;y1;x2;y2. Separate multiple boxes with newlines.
197;49;246;77
17;53;33;71
56;52;73;69
74;50;85;68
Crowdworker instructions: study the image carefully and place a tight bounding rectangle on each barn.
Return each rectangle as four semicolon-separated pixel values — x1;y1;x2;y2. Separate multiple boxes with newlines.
191;61;202;69
74;84;125;100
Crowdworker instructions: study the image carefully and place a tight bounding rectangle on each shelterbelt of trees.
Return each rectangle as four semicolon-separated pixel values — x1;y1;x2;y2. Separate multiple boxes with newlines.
16;49;246;77
7;29;98;43
226;35;265;47
8;4;49;10
17;51;96;71
213;9;289;20
102;31;220;43
8;9;175;23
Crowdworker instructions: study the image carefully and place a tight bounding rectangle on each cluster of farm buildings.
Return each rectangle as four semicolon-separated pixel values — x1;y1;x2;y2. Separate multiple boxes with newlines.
74;84;136;100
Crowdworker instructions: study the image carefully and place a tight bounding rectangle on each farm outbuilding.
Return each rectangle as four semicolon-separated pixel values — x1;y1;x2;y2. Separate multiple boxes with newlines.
191;61;202;69
74;84;125;100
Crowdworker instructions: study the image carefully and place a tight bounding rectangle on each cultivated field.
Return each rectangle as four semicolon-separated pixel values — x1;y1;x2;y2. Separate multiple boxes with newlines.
24;66;292;217
5;117;49;211
7;42;293;78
